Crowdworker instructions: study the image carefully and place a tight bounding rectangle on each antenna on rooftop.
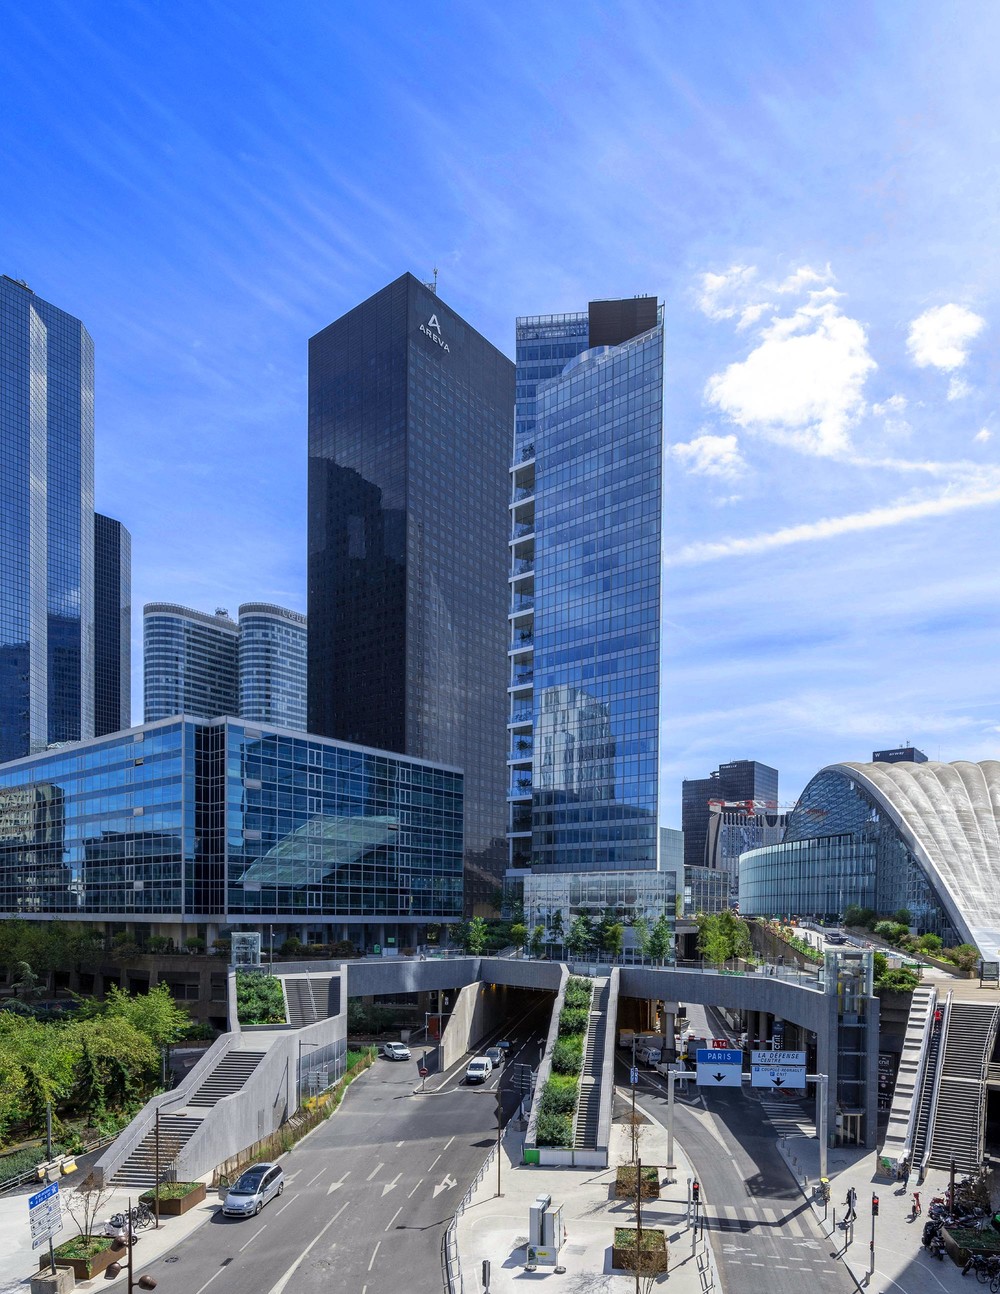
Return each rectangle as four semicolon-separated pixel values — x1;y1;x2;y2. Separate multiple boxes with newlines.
424;267;438;294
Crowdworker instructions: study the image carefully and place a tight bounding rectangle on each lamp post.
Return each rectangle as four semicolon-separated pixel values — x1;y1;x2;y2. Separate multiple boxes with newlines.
153;1091;188;1229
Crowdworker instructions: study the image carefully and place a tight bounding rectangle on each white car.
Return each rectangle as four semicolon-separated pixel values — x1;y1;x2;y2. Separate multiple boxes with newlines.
465;1056;493;1084
223;1163;284;1217
381;1042;411;1061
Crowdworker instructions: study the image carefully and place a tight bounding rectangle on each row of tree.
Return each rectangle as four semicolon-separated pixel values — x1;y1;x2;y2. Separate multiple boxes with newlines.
451;909;677;961
0;984;191;1150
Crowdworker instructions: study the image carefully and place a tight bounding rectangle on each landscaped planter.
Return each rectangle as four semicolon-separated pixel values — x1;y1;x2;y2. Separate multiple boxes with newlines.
942;1226;1000;1267
42;1235;117;1280
140;1181;206;1215
612;1227;668;1274
615;1164;660;1200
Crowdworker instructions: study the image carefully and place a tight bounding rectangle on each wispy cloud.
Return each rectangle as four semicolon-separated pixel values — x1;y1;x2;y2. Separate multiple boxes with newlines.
907;303;985;370
665;480;1000;567
671;432;747;481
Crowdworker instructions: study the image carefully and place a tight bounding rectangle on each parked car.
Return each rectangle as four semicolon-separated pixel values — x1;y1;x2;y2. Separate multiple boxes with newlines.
222;1163;284;1217
485;1046;504;1068
381;1042;411;1061
465;1056;493;1084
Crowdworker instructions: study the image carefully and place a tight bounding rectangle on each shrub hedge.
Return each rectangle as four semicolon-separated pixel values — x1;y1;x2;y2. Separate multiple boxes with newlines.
551;1037;583;1075
558;1006;589;1036
536;1110;573;1148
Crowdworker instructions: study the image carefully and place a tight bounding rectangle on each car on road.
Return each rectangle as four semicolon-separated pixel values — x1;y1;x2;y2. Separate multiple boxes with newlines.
826;933;846;945
485;1046;504;1068
636;1046;662;1066
465;1056;493;1084
381;1042;411;1060
222;1163;284;1217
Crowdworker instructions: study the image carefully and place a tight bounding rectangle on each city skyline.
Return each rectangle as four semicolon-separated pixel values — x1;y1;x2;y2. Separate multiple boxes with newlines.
4;4;1000;819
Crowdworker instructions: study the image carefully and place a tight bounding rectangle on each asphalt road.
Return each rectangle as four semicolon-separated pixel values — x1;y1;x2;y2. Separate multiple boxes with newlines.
137;1003;547;1294
618;996;853;1294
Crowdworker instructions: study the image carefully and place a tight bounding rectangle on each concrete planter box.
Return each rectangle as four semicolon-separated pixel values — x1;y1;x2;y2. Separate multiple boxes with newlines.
615;1165;660;1200
612;1228;668;1274
42;1236;117;1280
141;1182;206;1215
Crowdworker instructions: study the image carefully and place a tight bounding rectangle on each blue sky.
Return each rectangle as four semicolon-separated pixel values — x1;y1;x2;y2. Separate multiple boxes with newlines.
3;1;1000;820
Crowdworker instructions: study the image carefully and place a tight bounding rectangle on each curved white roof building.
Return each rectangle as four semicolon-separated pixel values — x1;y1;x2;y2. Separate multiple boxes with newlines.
740;758;1000;956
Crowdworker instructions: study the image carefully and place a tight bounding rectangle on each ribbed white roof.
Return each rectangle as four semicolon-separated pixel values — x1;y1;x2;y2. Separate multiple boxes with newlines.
829;759;1000;957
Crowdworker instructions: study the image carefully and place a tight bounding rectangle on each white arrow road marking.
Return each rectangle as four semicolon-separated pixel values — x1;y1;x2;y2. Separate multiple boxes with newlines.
326;1173;351;1194
366;1162;384;1181
432;1174;458;1198
381;1173;401;1197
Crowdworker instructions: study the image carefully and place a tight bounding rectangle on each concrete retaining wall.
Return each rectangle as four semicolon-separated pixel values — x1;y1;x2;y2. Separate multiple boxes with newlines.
439;981;510;1071
596;968;620;1155
524;965;570;1153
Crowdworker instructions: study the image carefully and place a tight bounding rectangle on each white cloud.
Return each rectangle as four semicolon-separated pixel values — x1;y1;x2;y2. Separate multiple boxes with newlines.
948;376;972;400
704;295;876;456
872;395;907;416
664;480;1000;567
906;303;986;371
697;264;759;321
975;428;993;444
671;432;747;482
696;262;834;331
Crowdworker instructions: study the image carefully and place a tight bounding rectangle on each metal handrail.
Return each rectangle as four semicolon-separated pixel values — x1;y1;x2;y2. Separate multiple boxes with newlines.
919;989;952;1176
900;986;937;1164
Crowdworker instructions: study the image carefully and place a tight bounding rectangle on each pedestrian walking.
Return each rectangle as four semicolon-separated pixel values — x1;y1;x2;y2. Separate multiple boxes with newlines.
844;1186;857;1223
902;1157;911;1189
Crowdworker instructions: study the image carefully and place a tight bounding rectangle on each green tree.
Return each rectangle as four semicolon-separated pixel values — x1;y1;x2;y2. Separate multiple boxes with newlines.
951;943;980;973
76;1037;106;1119
11;961;43;1003
892;909;912;927
510;922;528;951
918;933;942;952
463;916;490;955
528;924;545;959
647;913;673;963
548;909;564;949
631;917;650;958
602;922;624;960
566;916;593;958
101;983;191;1047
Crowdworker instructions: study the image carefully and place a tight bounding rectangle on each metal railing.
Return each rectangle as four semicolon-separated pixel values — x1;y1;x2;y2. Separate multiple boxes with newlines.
443;1102;526;1293
0;1130;121;1195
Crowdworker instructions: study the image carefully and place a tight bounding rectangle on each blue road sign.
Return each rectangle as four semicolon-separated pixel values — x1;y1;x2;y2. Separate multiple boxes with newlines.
695;1049;742;1066
630;1066;639;1085
28;1183;58;1209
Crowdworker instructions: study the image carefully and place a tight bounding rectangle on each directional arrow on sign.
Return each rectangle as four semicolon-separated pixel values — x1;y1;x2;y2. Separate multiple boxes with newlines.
713;1073;726;1083
327;1173;351;1194
381;1173;401;1197
773;1078;784;1087
432;1174;457;1198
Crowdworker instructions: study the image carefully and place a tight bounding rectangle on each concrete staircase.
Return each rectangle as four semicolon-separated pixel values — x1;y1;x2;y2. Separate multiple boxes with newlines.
110;1114;202;1189
912;1014;944;1168
928;1001;1000;1172
881;983;936;1168
188;1050;266;1108
574;978;609;1149
282;976;337;1027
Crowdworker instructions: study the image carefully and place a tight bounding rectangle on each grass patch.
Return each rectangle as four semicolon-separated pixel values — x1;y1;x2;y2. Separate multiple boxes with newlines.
616;1164;660;1199
54;1235;114;1261
139;1181;201;1202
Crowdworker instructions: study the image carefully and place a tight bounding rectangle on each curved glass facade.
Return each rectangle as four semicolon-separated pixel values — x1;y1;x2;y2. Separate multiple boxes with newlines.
143;605;239;722
0;717;462;927
739;766;954;941
238;603;307;729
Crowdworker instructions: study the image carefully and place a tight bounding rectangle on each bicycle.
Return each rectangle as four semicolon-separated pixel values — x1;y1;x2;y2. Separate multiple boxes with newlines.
110;1202;153;1231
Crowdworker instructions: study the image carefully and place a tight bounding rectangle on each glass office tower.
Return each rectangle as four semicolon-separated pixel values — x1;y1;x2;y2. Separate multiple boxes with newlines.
509;299;665;877
93;513;131;736
238;603;307;729
308;272;514;914
143;604;239;722
0;716;462;945
1;275;95;762
681;759;779;869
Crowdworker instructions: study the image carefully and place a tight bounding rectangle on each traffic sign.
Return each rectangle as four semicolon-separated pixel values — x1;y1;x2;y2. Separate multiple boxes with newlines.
751;1064;806;1089
751;1050;805;1066
696;1048;743;1087
28;1181;62;1249
629;1066;639;1085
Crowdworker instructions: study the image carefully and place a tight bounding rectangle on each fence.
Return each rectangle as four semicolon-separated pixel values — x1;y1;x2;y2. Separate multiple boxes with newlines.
442;1101;526;1294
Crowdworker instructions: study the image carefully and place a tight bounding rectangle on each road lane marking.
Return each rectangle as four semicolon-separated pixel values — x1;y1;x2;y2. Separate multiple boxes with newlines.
326;1172;350;1193
264;1214;340;1294
408;1179;423;1198
385;1207;402;1230
381;1172;401;1196
239;1224;266;1252
433;1173;458;1198
304;1167;326;1187
193;1267;231;1294
444;1136;455;1150
332;1201;349;1222
368;1241;381;1271
427;1153;441;1171
396;1140;404;1147
366;1162;384;1181
273;1194;296;1217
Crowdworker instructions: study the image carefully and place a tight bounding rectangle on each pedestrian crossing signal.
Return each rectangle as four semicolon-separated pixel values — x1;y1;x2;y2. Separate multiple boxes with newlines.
871;1193;879;1216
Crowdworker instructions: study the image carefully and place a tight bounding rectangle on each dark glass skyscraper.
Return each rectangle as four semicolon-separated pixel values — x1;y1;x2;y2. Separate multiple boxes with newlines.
93;513;131;736
681;759;779;869
1;275;95;763
508;298;665;875
308;273;514;915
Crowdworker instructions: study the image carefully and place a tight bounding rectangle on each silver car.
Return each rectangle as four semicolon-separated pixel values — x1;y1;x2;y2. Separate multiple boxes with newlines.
223;1163;284;1217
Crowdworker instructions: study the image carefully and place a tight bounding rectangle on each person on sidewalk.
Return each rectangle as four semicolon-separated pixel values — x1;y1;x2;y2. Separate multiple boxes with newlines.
843;1186;857;1223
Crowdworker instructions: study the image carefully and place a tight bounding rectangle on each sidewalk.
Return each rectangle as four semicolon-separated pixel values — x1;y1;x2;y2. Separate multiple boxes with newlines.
0;1174;217;1294
455;1108;717;1292
774;1128;970;1292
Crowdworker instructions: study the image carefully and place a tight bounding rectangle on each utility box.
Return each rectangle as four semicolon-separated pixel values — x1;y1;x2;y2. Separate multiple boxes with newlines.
527;1195;564;1266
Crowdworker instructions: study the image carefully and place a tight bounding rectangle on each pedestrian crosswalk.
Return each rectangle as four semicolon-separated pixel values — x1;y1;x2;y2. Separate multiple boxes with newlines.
703;1204;820;1237
758;1096;815;1139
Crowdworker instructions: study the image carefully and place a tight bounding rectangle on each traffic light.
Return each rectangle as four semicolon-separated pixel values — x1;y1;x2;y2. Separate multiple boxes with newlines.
692;1179;700;1203
871;1193;879;1217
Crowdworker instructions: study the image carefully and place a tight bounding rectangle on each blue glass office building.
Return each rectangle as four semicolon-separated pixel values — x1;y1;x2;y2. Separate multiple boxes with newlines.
144;604;240;722
1;275;95;762
0;717;463;944
508;298;665;876
94;513;131;737
238;603;307;730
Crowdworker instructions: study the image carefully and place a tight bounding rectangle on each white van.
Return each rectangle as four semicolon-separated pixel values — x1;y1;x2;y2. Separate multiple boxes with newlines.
637;1046;662;1066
